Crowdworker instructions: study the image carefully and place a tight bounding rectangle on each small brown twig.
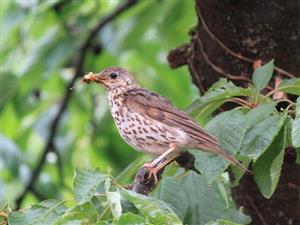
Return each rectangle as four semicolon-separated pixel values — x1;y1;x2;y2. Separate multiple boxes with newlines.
245;194;268;225
188;58;206;94
276;99;296;109
196;36;274;91
196;4;295;79
224;97;254;108
259;88;282;104
187;39;206;94
196;37;252;83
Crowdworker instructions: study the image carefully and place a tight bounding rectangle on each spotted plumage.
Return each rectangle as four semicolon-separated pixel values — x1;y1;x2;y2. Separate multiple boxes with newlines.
83;67;251;181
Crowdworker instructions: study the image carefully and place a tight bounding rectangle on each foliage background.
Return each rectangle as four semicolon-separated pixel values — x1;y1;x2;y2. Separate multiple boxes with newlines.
1;1;299;225
1;0;198;208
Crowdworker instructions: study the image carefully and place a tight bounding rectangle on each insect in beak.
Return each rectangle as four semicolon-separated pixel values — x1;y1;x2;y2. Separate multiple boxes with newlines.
69;72;97;91
83;72;97;84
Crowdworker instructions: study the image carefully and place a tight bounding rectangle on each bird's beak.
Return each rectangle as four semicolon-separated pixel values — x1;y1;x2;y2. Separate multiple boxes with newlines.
83;72;110;88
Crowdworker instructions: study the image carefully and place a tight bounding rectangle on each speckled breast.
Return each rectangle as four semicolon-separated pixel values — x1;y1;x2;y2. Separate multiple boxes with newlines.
107;93;185;155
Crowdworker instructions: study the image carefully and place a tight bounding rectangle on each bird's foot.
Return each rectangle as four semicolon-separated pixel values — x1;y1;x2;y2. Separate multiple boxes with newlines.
142;162;161;185
147;167;160;185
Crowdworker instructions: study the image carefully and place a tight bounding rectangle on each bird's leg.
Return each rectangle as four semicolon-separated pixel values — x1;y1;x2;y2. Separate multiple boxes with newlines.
142;143;177;168
148;154;179;184
142;144;178;185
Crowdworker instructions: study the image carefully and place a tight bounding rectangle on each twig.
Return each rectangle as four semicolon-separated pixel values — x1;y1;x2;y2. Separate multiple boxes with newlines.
188;58;206;94
224;97;253;108
196;36;275;91
98;206;110;221
29;186;47;201
15;0;138;209
259;88;281;104
245;194;268;225
231;97;253;107
276;99;296;109
196;4;295;79
196;37;252;83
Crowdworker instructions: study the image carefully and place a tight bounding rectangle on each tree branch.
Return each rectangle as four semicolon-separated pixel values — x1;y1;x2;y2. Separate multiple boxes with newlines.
129;151;200;195
195;4;295;79
15;0;138;209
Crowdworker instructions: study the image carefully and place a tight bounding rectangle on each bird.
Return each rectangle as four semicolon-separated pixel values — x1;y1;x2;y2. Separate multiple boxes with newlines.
82;67;251;183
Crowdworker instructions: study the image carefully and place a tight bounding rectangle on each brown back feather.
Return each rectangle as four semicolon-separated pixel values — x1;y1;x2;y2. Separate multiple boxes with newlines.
123;88;218;146
122;88;251;174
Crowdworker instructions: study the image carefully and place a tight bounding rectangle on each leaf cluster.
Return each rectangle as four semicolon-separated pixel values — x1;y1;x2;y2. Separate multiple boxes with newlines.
1;1;300;225
7;168;250;225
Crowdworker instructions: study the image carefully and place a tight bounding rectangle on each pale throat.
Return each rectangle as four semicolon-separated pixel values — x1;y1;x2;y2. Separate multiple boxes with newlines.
107;85;133;111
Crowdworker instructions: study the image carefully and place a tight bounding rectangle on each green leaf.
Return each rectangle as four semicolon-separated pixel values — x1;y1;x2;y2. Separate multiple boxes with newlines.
29;200;67;224
195;110;245;181
107;191;122;219
253;122;287;198
116;155;151;184
8;200;68;225
278;78;300;95
56;201;99;225
193;105;278;181
122;189;182;225
122;1;159;50
8;211;28;225
292;97;300;147
206;110;245;155
0;134;22;175
114;213;145;225
244;102;276;128
252;60;274;91
73;168;106;205
157;173;250;225
201;103;284;167
156;177;189;220
205;219;244;225
94;222;111;225
187;79;253;118
0;73;18;110
241;114;286;159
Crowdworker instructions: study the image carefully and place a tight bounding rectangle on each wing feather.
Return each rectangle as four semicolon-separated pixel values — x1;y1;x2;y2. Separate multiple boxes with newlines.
122;88;251;174
123;88;218;146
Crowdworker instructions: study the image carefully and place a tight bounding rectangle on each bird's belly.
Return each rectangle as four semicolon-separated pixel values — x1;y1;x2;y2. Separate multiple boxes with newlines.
113;110;187;155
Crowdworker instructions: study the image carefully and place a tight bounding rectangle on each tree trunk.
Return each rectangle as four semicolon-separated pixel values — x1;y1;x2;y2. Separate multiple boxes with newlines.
168;1;300;224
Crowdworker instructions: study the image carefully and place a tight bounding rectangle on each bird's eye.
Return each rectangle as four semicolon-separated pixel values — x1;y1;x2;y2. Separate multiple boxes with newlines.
110;72;118;79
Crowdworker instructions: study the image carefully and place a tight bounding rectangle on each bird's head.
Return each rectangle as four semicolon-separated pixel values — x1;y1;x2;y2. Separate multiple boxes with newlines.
83;67;138;91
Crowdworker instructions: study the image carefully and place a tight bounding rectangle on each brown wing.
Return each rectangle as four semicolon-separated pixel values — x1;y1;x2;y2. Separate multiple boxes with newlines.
122;88;252;174
122;88;219;147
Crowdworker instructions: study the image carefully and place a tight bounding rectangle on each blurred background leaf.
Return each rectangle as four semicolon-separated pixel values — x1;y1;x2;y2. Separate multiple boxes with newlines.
1;0;198;209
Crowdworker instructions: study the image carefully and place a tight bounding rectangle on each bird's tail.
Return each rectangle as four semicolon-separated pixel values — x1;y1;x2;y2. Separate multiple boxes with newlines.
199;142;252;175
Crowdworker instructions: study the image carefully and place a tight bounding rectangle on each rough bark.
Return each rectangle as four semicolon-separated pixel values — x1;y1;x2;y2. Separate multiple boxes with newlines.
167;1;300;224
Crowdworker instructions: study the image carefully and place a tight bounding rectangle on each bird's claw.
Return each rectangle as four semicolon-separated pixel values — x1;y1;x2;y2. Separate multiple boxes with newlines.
147;167;159;185
141;163;160;184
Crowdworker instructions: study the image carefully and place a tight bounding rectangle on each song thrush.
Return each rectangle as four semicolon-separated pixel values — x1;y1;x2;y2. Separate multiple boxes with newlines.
83;67;250;183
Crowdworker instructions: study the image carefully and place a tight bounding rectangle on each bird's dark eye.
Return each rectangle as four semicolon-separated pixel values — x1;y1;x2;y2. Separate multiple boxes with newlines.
110;72;118;79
